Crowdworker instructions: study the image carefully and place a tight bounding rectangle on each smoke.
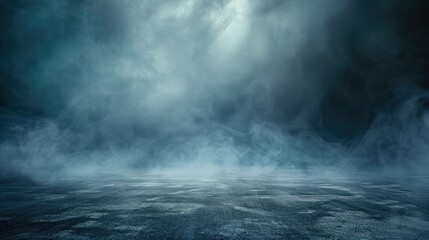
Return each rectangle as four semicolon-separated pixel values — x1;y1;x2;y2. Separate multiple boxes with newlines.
353;84;429;171
0;0;428;180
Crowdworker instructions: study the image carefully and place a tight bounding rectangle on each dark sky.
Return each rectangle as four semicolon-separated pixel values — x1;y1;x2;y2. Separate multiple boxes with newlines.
0;0;428;178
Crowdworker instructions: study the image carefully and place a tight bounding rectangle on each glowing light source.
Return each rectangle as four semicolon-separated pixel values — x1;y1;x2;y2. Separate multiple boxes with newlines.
211;0;250;63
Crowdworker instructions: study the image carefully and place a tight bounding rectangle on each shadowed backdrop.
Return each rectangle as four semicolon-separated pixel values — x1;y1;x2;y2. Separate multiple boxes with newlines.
0;0;428;179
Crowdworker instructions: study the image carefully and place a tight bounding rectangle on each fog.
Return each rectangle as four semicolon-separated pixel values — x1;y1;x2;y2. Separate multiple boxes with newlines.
0;0;428;180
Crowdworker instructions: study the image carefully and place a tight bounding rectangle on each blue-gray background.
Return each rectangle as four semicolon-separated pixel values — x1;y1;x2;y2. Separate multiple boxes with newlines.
0;0;428;179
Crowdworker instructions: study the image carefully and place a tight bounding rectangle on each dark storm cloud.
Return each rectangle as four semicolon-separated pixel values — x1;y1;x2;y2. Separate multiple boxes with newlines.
0;0;428;179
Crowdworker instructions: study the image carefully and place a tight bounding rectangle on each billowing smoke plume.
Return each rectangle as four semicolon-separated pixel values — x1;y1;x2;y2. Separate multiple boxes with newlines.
0;0;428;179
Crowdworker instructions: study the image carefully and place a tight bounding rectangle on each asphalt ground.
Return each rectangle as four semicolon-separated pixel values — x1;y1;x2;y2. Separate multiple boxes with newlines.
0;170;428;239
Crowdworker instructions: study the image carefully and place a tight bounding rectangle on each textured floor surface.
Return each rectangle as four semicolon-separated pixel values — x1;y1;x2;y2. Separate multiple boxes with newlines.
0;170;428;239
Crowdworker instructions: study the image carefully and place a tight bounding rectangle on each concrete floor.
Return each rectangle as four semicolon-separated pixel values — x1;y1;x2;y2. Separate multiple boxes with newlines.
0;170;428;239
